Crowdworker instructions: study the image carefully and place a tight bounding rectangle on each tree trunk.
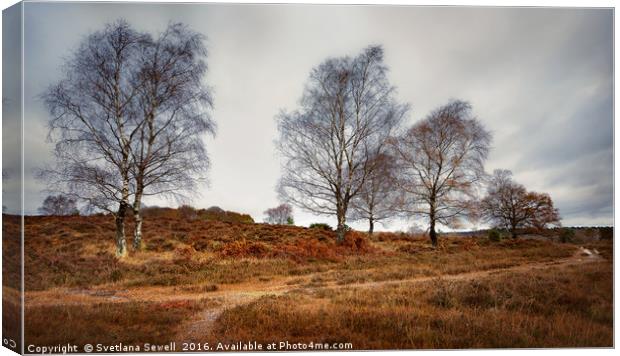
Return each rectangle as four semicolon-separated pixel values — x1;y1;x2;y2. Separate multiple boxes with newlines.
116;165;130;257
429;199;438;247
511;226;518;239
115;202;128;258
429;219;438;247
132;198;143;250
368;218;374;235
336;209;347;243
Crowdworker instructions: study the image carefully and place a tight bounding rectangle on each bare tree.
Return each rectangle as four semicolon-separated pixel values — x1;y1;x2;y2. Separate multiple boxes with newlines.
264;203;293;225
276;45;408;242
391;100;491;247
348;152;401;234
481;169;560;238
38;195;79;216
129;23;214;249
42;20;146;257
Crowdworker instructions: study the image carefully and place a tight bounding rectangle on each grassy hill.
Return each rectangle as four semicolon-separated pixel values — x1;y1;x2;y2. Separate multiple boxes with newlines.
5;211;609;292
8;213;376;291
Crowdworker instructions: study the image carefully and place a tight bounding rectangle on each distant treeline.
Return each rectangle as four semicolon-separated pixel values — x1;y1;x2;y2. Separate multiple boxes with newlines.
456;226;613;240
139;205;254;224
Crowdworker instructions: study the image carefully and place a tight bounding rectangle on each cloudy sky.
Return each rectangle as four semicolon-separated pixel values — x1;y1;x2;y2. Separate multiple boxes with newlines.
3;2;613;230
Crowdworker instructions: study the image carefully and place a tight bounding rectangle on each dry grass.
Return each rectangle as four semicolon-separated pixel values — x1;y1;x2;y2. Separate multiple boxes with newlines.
11;214;580;292
15;215;375;291
6;212;612;349
25;298;214;346
210;261;612;349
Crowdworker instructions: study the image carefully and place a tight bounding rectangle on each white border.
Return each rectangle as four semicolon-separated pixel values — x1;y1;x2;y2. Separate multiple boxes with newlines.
0;1;616;356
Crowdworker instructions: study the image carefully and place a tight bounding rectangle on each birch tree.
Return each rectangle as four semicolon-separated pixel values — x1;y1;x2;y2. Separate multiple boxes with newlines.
43;20;145;257
276;45;408;242
391;100;491;246
348;152;401;234
481;169;561;238
129;23;214;249
38;195;79;216
264;204;293;225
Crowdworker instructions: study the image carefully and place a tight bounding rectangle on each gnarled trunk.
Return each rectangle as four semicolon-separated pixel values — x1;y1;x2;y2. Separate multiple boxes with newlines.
368;218;374;235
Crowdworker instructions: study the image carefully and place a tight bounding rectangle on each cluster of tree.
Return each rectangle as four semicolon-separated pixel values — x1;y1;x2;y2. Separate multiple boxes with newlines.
41;24;562;254
480;169;560;238
38;194;79;216
41;20;215;257
276;46;407;242
263;203;294;225
201;206;255;224
138;205;254;223
277;45;560;246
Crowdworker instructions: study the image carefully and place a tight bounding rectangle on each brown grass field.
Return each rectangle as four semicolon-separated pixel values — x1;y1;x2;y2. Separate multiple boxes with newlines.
2;212;613;351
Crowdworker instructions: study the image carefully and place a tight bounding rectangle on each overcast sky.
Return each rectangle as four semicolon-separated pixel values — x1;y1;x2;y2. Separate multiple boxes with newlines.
3;2;613;230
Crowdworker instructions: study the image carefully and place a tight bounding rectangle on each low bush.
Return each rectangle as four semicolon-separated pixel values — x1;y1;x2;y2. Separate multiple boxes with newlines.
309;223;332;231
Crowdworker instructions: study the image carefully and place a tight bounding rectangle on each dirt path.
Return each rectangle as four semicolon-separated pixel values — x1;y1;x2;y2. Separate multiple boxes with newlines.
172;249;604;342
174;290;285;342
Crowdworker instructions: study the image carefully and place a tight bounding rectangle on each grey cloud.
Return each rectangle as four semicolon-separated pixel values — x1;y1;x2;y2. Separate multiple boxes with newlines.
4;3;612;228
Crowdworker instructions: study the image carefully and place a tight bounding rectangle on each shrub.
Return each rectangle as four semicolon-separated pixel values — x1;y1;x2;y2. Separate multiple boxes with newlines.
559;228;575;243
487;229;501;242
309;223;332;231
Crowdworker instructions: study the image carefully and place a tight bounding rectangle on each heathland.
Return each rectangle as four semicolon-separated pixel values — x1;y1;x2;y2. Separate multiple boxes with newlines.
2;209;613;350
